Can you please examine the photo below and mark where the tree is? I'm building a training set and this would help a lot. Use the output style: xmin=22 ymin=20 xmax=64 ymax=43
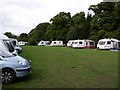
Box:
xmin=44 ymin=12 xmax=71 ymax=41
xmin=28 ymin=22 xmax=50 ymax=45
xmin=66 ymin=12 xmax=91 ymax=40
xmin=17 ymin=33 xmax=28 ymax=42
xmin=4 ymin=32 xmax=17 ymax=38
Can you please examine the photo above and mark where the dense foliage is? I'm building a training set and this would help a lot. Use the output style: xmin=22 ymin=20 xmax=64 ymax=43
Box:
xmin=4 ymin=2 xmax=120 ymax=45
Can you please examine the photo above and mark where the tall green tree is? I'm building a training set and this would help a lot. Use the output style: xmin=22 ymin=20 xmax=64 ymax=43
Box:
xmin=28 ymin=22 xmax=50 ymax=45
xmin=66 ymin=12 xmax=91 ymax=40
xmin=17 ymin=33 xmax=28 ymax=42
xmin=44 ymin=12 xmax=71 ymax=42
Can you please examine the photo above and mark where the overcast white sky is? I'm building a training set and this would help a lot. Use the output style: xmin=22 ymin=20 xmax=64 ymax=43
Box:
xmin=0 ymin=0 xmax=103 ymax=35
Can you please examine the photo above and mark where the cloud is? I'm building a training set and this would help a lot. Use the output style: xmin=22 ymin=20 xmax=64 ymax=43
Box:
xmin=0 ymin=0 xmax=103 ymax=35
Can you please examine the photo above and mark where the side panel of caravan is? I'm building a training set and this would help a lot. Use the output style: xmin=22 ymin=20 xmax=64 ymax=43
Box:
xmin=72 ymin=40 xmax=85 ymax=48
xmin=97 ymin=39 xmax=111 ymax=50
xmin=50 ymin=41 xmax=63 ymax=46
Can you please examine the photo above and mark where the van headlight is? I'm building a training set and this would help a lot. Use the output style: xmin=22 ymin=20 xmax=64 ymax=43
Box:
xmin=18 ymin=61 xmax=26 ymax=65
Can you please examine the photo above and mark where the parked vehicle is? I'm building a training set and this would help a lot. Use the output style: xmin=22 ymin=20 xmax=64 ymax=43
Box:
xmin=10 ymin=38 xmax=22 ymax=53
xmin=38 ymin=40 xmax=50 ymax=46
xmin=0 ymin=34 xmax=18 ymax=55
xmin=0 ymin=38 xmax=31 ymax=84
xmin=67 ymin=40 xmax=74 ymax=47
xmin=97 ymin=38 xmax=120 ymax=50
xmin=50 ymin=41 xmax=63 ymax=46
xmin=72 ymin=39 xmax=95 ymax=48
xmin=18 ymin=41 xmax=28 ymax=46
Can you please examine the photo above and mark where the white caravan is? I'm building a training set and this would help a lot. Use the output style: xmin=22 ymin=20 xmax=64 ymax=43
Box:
xmin=72 ymin=39 xmax=95 ymax=48
xmin=67 ymin=40 xmax=74 ymax=47
xmin=97 ymin=38 xmax=120 ymax=50
xmin=38 ymin=40 xmax=50 ymax=46
xmin=50 ymin=41 xmax=63 ymax=46
xmin=18 ymin=41 xmax=28 ymax=46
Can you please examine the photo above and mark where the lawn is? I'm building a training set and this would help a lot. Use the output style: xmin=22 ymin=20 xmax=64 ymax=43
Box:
xmin=3 ymin=46 xmax=118 ymax=88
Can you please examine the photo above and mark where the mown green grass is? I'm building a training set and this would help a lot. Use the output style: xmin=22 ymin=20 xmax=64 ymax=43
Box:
xmin=3 ymin=46 xmax=118 ymax=88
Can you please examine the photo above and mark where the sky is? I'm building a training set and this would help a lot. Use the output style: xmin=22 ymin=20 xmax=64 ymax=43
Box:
xmin=0 ymin=0 xmax=103 ymax=35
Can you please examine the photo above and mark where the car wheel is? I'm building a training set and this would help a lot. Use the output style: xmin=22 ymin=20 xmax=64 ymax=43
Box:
xmin=2 ymin=69 xmax=16 ymax=84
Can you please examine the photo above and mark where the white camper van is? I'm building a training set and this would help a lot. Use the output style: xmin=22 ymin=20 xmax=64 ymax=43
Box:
xmin=0 ymin=34 xmax=18 ymax=55
xmin=72 ymin=39 xmax=95 ymax=48
xmin=0 ymin=38 xmax=31 ymax=84
xmin=50 ymin=41 xmax=63 ymax=46
xmin=67 ymin=40 xmax=74 ymax=47
xmin=38 ymin=41 xmax=50 ymax=46
xmin=97 ymin=38 xmax=120 ymax=50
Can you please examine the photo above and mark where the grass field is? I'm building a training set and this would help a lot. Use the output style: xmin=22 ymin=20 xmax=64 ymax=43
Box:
xmin=3 ymin=46 xmax=118 ymax=88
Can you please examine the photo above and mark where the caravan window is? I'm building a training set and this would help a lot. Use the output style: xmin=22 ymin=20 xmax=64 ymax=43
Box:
xmin=107 ymin=41 xmax=111 ymax=44
xmin=79 ymin=42 xmax=83 ymax=44
xmin=90 ymin=42 xmax=94 ymax=46
xmin=99 ymin=41 xmax=106 ymax=45
xmin=73 ymin=42 xmax=78 ymax=44
xmin=54 ymin=42 xmax=56 ymax=44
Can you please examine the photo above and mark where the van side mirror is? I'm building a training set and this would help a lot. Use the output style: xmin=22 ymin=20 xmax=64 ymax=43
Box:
xmin=0 ymin=56 xmax=3 ymax=60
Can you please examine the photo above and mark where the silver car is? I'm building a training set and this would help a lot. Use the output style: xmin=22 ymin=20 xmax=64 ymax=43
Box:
xmin=0 ymin=50 xmax=31 ymax=84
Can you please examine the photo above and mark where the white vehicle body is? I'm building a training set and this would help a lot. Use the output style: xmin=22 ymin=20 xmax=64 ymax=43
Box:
xmin=0 ymin=39 xmax=31 ymax=84
xmin=50 ymin=41 xmax=63 ymax=46
xmin=38 ymin=41 xmax=50 ymax=46
xmin=0 ymin=39 xmax=9 ymax=52
xmin=18 ymin=41 xmax=28 ymax=46
xmin=67 ymin=40 xmax=74 ymax=47
xmin=0 ymin=34 xmax=18 ymax=55
xmin=97 ymin=38 xmax=120 ymax=50
xmin=72 ymin=39 xmax=95 ymax=48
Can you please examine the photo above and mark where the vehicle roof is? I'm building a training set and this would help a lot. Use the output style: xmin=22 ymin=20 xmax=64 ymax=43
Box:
xmin=99 ymin=38 xmax=120 ymax=42
xmin=0 ymin=34 xmax=9 ymax=39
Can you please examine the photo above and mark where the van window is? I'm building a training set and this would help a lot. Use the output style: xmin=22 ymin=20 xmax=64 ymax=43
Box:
xmin=107 ymin=41 xmax=111 ymax=44
xmin=12 ymin=41 xmax=16 ymax=46
xmin=54 ymin=42 xmax=56 ymax=44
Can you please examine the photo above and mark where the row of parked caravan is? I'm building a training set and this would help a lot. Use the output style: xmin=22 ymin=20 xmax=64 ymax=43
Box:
xmin=38 ymin=38 xmax=120 ymax=50
xmin=0 ymin=34 xmax=31 ymax=84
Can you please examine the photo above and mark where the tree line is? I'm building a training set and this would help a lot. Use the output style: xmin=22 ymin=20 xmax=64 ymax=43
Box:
xmin=4 ymin=2 xmax=120 ymax=45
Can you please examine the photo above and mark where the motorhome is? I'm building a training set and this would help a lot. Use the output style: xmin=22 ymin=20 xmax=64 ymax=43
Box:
xmin=72 ymin=39 xmax=95 ymax=48
xmin=67 ymin=40 xmax=74 ymax=47
xmin=50 ymin=41 xmax=63 ymax=46
xmin=38 ymin=40 xmax=50 ymax=46
xmin=97 ymin=38 xmax=120 ymax=50
xmin=0 ymin=38 xmax=31 ymax=84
